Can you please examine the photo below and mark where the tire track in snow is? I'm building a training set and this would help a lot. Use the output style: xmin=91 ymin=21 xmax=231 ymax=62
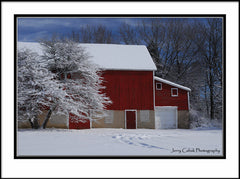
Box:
xmin=112 ymin=134 xmax=168 ymax=150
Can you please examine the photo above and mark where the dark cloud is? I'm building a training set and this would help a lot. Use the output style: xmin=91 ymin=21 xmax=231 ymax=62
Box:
xmin=17 ymin=17 xmax=210 ymax=42
xmin=17 ymin=17 xmax=144 ymax=42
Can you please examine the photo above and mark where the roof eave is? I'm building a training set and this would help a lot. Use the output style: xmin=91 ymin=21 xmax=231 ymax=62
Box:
xmin=99 ymin=68 xmax=157 ymax=71
xmin=154 ymin=76 xmax=191 ymax=91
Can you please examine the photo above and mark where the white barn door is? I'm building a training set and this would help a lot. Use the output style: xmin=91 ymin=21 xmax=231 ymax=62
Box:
xmin=155 ymin=106 xmax=177 ymax=129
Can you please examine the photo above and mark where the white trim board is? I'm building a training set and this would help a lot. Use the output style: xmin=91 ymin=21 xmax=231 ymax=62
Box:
xmin=171 ymin=88 xmax=178 ymax=97
xmin=187 ymin=91 xmax=190 ymax=110
xmin=156 ymin=82 xmax=162 ymax=90
xmin=154 ymin=76 xmax=191 ymax=91
xmin=153 ymin=71 xmax=156 ymax=108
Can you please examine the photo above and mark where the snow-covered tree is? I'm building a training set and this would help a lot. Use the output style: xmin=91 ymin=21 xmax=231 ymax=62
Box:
xmin=18 ymin=39 xmax=111 ymax=129
xmin=39 ymin=39 xmax=111 ymax=128
xmin=17 ymin=49 xmax=65 ymax=128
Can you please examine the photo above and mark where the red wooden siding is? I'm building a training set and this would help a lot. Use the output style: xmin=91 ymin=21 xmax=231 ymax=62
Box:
xmin=69 ymin=113 xmax=90 ymax=129
xmin=101 ymin=70 xmax=154 ymax=110
xmin=154 ymin=81 xmax=189 ymax=110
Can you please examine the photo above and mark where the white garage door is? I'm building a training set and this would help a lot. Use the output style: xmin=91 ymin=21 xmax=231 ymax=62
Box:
xmin=155 ymin=106 xmax=177 ymax=129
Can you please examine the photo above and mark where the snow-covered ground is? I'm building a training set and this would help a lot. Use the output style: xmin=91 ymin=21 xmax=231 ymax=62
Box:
xmin=17 ymin=128 xmax=222 ymax=156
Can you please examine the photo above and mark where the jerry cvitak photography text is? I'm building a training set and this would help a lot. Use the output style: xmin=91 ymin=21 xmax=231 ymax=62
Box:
xmin=171 ymin=148 xmax=221 ymax=154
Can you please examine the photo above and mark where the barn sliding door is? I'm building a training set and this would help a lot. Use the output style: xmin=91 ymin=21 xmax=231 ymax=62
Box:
xmin=125 ymin=110 xmax=137 ymax=129
xmin=155 ymin=106 xmax=177 ymax=129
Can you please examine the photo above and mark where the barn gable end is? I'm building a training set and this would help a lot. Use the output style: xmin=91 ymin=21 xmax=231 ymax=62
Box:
xmin=154 ymin=76 xmax=191 ymax=129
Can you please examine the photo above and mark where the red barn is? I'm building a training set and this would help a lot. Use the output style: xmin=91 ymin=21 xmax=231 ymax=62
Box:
xmin=79 ymin=44 xmax=156 ymax=129
xmin=18 ymin=42 xmax=191 ymax=129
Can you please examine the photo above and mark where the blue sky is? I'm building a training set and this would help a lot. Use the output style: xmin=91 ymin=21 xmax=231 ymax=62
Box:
xmin=17 ymin=17 xmax=210 ymax=42
xmin=18 ymin=18 xmax=145 ymax=42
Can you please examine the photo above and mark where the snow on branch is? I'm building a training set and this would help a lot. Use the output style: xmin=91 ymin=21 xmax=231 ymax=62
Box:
xmin=17 ymin=40 xmax=112 ymax=129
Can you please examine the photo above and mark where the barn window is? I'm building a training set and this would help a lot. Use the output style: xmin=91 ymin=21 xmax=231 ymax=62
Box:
xmin=171 ymin=88 xmax=178 ymax=97
xmin=60 ymin=73 xmax=72 ymax=80
xmin=67 ymin=73 xmax=71 ymax=79
xmin=156 ymin=83 xmax=162 ymax=90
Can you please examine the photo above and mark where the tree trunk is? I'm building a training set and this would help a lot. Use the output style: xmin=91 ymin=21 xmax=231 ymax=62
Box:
xmin=28 ymin=119 xmax=34 ymax=128
xmin=42 ymin=105 xmax=57 ymax=129
xmin=204 ymin=84 xmax=209 ymax=118
xmin=29 ymin=117 xmax=40 ymax=129
xmin=209 ymin=74 xmax=215 ymax=120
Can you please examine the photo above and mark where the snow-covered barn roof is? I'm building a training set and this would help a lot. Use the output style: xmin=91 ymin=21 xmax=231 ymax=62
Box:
xmin=18 ymin=42 xmax=157 ymax=71
xmin=154 ymin=76 xmax=191 ymax=91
